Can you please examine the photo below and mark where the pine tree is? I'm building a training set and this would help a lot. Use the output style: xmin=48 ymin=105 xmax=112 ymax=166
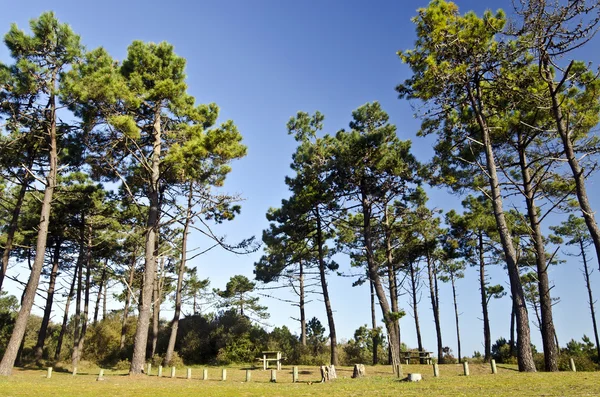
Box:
xmin=397 ymin=0 xmax=536 ymax=371
xmin=0 ymin=13 xmax=82 ymax=375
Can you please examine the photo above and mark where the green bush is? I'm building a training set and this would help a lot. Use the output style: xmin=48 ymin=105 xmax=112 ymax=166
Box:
xmin=558 ymin=354 xmax=599 ymax=371
xmin=491 ymin=337 xmax=517 ymax=364
xmin=114 ymin=359 xmax=130 ymax=370
xmin=166 ymin=351 xmax=184 ymax=367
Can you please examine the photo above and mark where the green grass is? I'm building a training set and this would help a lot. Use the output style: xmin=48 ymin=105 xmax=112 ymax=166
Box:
xmin=0 ymin=363 xmax=599 ymax=396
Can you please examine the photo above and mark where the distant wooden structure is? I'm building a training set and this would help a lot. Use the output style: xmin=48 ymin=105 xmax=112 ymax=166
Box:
xmin=258 ymin=351 xmax=282 ymax=370
xmin=402 ymin=351 xmax=433 ymax=364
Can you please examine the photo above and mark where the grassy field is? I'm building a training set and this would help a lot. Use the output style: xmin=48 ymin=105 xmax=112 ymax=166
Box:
xmin=0 ymin=363 xmax=599 ymax=397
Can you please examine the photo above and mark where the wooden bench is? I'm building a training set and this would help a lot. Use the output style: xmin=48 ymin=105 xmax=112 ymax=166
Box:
xmin=257 ymin=351 xmax=282 ymax=370
xmin=402 ymin=351 xmax=433 ymax=364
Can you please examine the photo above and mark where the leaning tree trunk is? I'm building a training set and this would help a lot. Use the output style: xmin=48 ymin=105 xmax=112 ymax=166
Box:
xmin=425 ymin=250 xmax=443 ymax=364
xmin=315 ymin=206 xmax=338 ymax=366
xmin=541 ymin=59 xmax=600 ymax=273
xmin=164 ymin=183 xmax=193 ymax=365
xmin=478 ymin=232 xmax=491 ymax=362
xmin=55 ymin=264 xmax=79 ymax=361
xmin=34 ymin=240 xmax=62 ymax=361
xmin=121 ymin=251 xmax=137 ymax=350
xmin=517 ymin=131 xmax=558 ymax=371
xmin=360 ymin=187 xmax=401 ymax=368
xmin=0 ymin=91 xmax=58 ymax=376
xmin=467 ymin=83 xmax=536 ymax=372
xmin=130 ymin=107 xmax=161 ymax=375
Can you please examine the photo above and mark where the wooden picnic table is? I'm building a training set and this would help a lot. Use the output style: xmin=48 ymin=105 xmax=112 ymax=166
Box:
xmin=402 ymin=351 xmax=434 ymax=364
xmin=257 ymin=351 xmax=282 ymax=370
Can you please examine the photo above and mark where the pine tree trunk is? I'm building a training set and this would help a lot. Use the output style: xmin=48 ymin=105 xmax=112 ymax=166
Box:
xmin=120 ymin=253 xmax=136 ymax=350
xmin=510 ymin=300 xmax=516 ymax=357
xmin=72 ymin=224 xmax=92 ymax=368
xmin=164 ymin=183 xmax=193 ymax=366
xmin=479 ymin=232 xmax=491 ymax=362
xmin=580 ymin=240 xmax=600 ymax=361
xmin=0 ymin=90 xmax=59 ymax=376
xmin=360 ymin=186 xmax=400 ymax=367
xmin=71 ymin=218 xmax=86 ymax=368
xmin=299 ymin=260 xmax=307 ymax=346
xmin=451 ymin=275 xmax=461 ymax=363
xmin=409 ymin=261 xmax=423 ymax=352
xmin=384 ymin=208 xmax=401 ymax=356
xmin=130 ymin=107 xmax=161 ymax=375
xmin=0 ymin=154 xmax=34 ymax=292
xmin=315 ymin=206 xmax=338 ymax=366
xmin=541 ymin=60 xmax=600 ymax=273
xmin=55 ymin=264 xmax=79 ymax=361
xmin=151 ymin=255 xmax=164 ymax=358
xmin=103 ymin=277 xmax=107 ymax=320
xmin=34 ymin=241 xmax=62 ymax=361
xmin=370 ymin=279 xmax=378 ymax=365
xmin=93 ymin=264 xmax=107 ymax=325
xmin=466 ymin=83 xmax=536 ymax=372
xmin=517 ymin=131 xmax=558 ymax=371
xmin=426 ymin=250 xmax=443 ymax=363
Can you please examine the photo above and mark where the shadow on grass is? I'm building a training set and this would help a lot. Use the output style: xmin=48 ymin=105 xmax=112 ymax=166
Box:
xmin=497 ymin=364 xmax=519 ymax=372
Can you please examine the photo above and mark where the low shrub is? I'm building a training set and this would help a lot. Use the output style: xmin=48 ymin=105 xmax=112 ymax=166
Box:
xmin=114 ymin=359 xmax=130 ymax=371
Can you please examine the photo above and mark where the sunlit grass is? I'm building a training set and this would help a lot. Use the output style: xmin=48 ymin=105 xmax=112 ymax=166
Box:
xmin=0 ymin=363 xmax=599 ymax=396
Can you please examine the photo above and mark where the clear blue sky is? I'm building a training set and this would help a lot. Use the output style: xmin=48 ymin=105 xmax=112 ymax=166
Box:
xmin=1 ymin=0 xmax=598 ymax=359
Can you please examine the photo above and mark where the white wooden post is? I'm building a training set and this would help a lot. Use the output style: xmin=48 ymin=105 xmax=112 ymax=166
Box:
xmin=463 ymin=361 xmax=470 ymax=376
xmin=270 ymin=369 xmax=277 ymax=382
xmin=158 ymin=365 xmax=163 ymax=377
xmin=222 ymin=368 xmax=227 ymax=381
xmin=46 ymin=367 xmax=52 ymax=379
xmin=491 ymin=359 xmax=497 ymax=374
xmin=147 ymin=363 xmax=152 ymax=375
xmin=203 ymin=368 xmax=208 ymax=380
xmin=186 ymin=368 xmax=191 ymax=379
xmin=293 ymin=366 xmax=298 ymax=382
xmin=246 ymin=369 xmax=251 ymax=382
xmin=433 ymin=363 xmax=439 ymax=377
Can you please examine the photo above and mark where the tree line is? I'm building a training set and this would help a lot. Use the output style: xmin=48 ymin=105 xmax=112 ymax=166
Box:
xmin=255 ymin=0 xmax=600 ymax=373
xmin=1 ymin=0 xmax=600 ymax=376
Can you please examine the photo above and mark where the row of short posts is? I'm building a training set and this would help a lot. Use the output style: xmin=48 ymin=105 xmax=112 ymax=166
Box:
xmin=51 ymin=359 xmax=580 ymax=381
xmin=87 ymin=365 xmax=301 ymax=382
xmin=392 ymin=357 xmax=578 ymax=379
